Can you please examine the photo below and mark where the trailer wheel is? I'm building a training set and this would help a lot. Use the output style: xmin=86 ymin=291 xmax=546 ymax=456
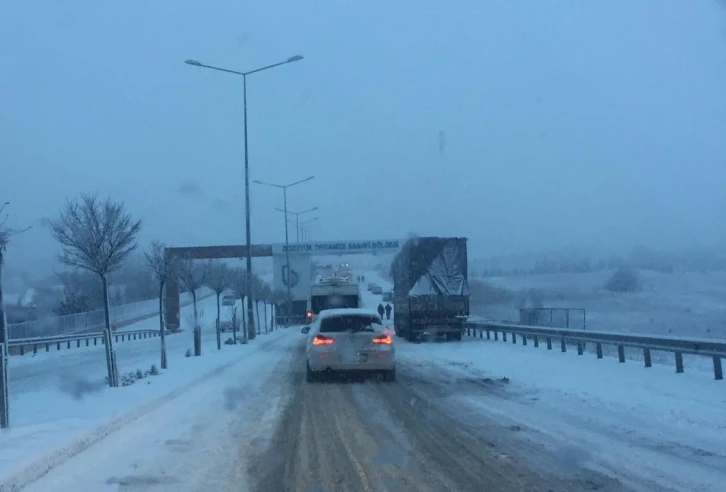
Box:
xmin=447 ymin=331 xmax=463 ymax=342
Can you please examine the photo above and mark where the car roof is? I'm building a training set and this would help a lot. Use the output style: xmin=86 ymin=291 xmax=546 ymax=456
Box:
xmin=318 ymin=308 xmax=381 ymax=319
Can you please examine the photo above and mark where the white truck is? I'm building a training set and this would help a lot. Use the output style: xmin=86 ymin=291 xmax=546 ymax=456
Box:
xmin=307 ymin=277 xmax=361 ymax=324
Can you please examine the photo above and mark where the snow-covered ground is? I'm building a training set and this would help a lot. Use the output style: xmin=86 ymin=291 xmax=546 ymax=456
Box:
xmin=3 ymin=267 xmax=723 ymax=491
xmin=0 ymin=329 xmax=295 ymax=491
xmin=0 ymin=294 xmax=275 ymax=487
xmin=395 ymin=336 xmax=726 ymax=491
xmin=472 ymin=269 xmax=726 ymax=339
xmin=365 ymin=268 xmax=726 ymax=489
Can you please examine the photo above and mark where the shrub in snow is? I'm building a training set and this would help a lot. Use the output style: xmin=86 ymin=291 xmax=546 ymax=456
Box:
xmin=121 ymin=372 xmax=139 ymax=386
xmin=116 ymin=366 xmax=161 ymax=387
xmin=185 ymin=349 xmax=192 ymax=357
xmin=605 ymin=266 xmax=639 ymax=293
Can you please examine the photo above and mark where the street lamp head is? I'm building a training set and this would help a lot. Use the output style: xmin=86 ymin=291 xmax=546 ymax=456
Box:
xmin=287 ymin=55 xmax=304 ymax=63
xmin=185 ymin=59 xmax=203 ymax=67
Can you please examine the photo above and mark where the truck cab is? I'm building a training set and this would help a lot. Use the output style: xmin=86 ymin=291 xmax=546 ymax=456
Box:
xmin=309 ymin=277 xmax=361 ymax=323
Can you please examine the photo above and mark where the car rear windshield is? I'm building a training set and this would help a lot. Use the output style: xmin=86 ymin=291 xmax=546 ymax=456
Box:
xmin=319 ymin=315 xmax=382 ymax=333
xmin=311 ymin=294 xmax=359 ymax=314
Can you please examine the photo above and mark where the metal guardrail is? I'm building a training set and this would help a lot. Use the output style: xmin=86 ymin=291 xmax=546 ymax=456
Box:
xmin=465 ymin=321 xmax=726 ymax=381
xmin=7 ymin=329 xmax=168 ymax=356
xmin=7 ymin=288 xmax=213 ymax=340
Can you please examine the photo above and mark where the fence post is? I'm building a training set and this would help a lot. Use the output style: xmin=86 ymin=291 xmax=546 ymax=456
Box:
xmin=0 ymin=308 xmax=9 ymax=428
xmin=675 ymin=352 xmax=684 ymax=373
xmin=643 ymin=348 xmax=652 ymax=367
xmin=713 ymin=357 xmax=723 ymax=381
xmin=0 ymin=341 xmax=8 ymax=429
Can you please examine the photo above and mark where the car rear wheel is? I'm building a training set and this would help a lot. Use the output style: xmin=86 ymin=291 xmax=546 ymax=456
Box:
xmin=382 ymin=367 xmax=396 ymax=382
xmin=306 ymin=361 xmax=318 ymax=382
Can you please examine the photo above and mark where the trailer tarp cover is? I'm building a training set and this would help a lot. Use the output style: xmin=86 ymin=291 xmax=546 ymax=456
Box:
xmin=390 ymin=236 xmax=469 ymax=297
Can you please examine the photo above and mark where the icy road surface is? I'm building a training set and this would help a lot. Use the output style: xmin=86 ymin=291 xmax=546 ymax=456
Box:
xmin=7 ymin=339 xmax=725 ymax=491
xmin=4 ymin=272 xmax=723 ymax=491
xmin=14 ymin=333 xmax=624 ymax=492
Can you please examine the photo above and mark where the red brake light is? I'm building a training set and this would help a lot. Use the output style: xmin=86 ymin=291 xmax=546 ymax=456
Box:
xmin=372 ymin=334 xmax=392 ymax=344
xmin=312 ymin=334 xmax=334 ymax=346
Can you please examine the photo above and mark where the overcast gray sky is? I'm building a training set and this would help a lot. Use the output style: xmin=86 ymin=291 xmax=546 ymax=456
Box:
xmin=2 ymin=0 xmax=726 ymax=279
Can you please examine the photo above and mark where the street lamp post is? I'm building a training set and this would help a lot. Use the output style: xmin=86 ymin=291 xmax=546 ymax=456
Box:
xmin=276 ymin=206 xmax=318 ymax=242
xmin=184 ymin=55 xmax=303 ymax=340
xmin=254 ymin=176 xmax=315 ymax=326
xmin=295 ymin=216 xmax=319 ymax=241
xmin=285 ymin=216 xmax=318 ymax=241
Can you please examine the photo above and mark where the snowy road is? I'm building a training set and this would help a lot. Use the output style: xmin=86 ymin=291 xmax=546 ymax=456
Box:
xmin=8 ymin=331 xmax=725 ymax=491
xmin=10 ymin=333 xmax=632 ymax=492
xmin=251 ymin=342 xmax=624 ymax=492
xmin=4 ymin=271 xmax=724 ymax=491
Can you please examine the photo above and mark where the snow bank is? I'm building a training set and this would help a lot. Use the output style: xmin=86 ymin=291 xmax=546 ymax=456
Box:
xmin=0 ymin=297 xmax=286 ymax=489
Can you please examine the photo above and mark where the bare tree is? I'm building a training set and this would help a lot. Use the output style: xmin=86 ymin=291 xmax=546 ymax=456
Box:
xmin=144 ymin=241 xmax=179 ymax=369
xmin=179 ymin=259 xmax=208 ymax=356
xmin=206 ymin=260 xmax=232 ymax=350
xmin=0 ymin=202 xmax=31 ymax=428
xmin=54 ymin=270 xmax=104 ymax=315
xmin=49 ymin=193 xmax=141 ymax=388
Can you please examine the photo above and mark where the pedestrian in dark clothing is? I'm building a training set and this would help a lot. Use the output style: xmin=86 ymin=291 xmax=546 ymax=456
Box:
xmin=377 ymin=303 xmax=385 ymax=319
xmin=384 ymin=303 xmax=392 ymax=320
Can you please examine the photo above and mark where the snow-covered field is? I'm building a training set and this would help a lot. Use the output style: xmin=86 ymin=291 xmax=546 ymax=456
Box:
xmin=472 ymin=269 xmax=726 ymax=339
xmin=0 ymin=294 xmax=275 ymax=487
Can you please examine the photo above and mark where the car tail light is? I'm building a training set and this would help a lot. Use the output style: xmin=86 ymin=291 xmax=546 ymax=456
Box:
xmin=372 ymin=334 xmax=392 ymax=344
xmin=312 ymin=334 xmax=334 ymax=346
